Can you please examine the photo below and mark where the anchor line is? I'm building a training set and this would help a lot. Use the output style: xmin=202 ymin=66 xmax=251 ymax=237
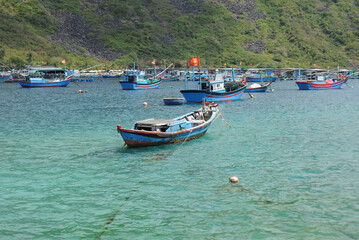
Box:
xmin=215 ymin=106 xmax=231 ymax=128
xmin=95 ymin=130 xmax=193 ymax=239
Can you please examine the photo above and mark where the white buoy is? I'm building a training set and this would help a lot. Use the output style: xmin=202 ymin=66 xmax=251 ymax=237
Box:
xmin=229 ymin=176 xmax=239 ymax=183
xmin=143 ymin=102 xmax=148 ymax=106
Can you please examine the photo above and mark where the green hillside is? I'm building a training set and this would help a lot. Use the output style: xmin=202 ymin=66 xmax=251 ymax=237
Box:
xmin=0 ymin=0 xmax=358 ymax=69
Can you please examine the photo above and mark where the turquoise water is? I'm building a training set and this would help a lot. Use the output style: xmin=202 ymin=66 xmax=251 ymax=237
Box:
xmin=1 ymin=80 xmax=358 ymax=239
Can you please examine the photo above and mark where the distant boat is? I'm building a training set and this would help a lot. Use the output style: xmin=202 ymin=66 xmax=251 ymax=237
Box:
xmin=162 ymin=75 xmax=180 ymax=81
xmin=103 ymin=74 xmax=122 ymax=78
xmin=117 ymin=102 xmax=218 ymax=147
xmin=17 ymin=67 xmax=73 ymax=88
xmin=246 ymin=75 xmax=278 ymax=82
xmin=245 ymin=81 xmax=272 ymax=92
xmin=296 ymin=79 xmax=346 ymax=90
xmin=119 ymin=62 xmax=161 ymax=90
xmin=119 ymin=73 xmax=161 ymax=90
xmin=180 ymin=74 xmax=247 ymax=102
xmin=163 ymin=97 xmax=185 ymax=105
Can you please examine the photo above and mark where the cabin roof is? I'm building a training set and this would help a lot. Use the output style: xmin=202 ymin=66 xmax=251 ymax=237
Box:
xmin=29 ymin=66 xmax=65 ymax=71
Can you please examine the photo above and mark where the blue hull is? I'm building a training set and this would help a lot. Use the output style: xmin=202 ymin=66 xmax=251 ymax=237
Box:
xmin=245 ymin=86 xmax=268 ymax=92
xmin=0 ymin=76 xmax=11 ymax=80
xmin=119 ymin=80 xmax=161 ymax=90
xmin=119 ymin=124 xmax=212 ymax=147
xmin=246 ymin=76 xmax=277 ymax=82
xmin=18 ymin=79 xmax=71 ymax=88
xmin=181 ymin=86 xmax=246 ymax=103
xmin=296 ymin=80 xmax=345 ymax=90
xmin=103 ymin=75 xmax=122 ymax=78
xmin=162 ymin=76 xmax=180 ymax=81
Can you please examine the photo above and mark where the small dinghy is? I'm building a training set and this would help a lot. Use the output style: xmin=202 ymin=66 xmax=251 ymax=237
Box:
xmin=117 ymin=102 xmax=218 ymax=147
xmin=163 ymin=98 xmax=185 ymax=105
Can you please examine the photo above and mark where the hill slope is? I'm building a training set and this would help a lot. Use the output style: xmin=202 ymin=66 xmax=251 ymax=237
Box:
xmin=0 ymin=0 xmax=358 ymax=69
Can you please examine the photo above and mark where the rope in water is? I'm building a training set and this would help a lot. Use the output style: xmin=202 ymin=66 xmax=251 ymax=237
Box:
xmin=95 ymin=130 xmax=193 ymax=239
xmin=215 ymin=106 xmax=232 ymax=128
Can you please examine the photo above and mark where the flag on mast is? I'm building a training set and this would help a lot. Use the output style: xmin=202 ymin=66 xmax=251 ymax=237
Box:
xmin=189 ymin=56 xmax=200 ymax=66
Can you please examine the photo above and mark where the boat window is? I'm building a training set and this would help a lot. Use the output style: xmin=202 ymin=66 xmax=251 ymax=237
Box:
xmin=201 ymin=82 xmax=208 ymax=90
xmin=128 ymin=76 xmax=136 ymax=82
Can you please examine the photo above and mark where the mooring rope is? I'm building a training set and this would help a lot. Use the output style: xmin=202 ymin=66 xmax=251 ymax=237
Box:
xmin=95 ymin=130 xmax=193 ymax=239
xmin=215 ymin=106 xmax=232 ymax=128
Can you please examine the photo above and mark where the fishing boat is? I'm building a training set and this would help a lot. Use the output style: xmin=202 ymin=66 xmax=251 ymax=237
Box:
xmin=17 ymin=67 xmax=73 ymax=88
xmin=119 ymin=62 xmax=161 ymax=90
xmin=163 ymin=97 xmax=185 ymax=105
xmin=246 ymin=75 xmax=277 ymax=82
xmin=162 ymin=75 xmax=180 ymax=81
xmin=117 ymin=102 xmax=218 ymax=147
xmin=296 ymin=79 xmax=346 ymax=90
xmin=245 ymin=81 xmax=272 ymax=92
xmin=103 ymin=74 xmax=122 ymax=78
xmin=180 ymin=74 xmax=247 ymax=103
xmin=244 ymin=68 xmax=278 ymax=82
xmin=296 ymin=70 xmax=346 ymax=90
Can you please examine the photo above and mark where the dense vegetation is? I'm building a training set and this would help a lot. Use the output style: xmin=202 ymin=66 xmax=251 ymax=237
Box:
xmin=0 ymin=0 xmax=358 ymax=70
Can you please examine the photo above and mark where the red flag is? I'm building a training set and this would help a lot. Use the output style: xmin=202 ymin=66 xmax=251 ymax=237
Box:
xmin=61 ymin=59 xmax=66 ymax=64
xmin=189 ymin=56 xmax=200 ymax=66
xmin=151 ymin=59 xmax=156 ymax=65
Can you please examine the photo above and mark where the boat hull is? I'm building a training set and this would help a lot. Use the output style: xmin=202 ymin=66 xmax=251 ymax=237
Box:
xmin=245 ymin=86 xmax=268 ymax=92
xmin=119 ymin=80 xmax=161 ymax=90
xmin=18 ymin=78 xmax=71 ymax=88
xmin=163 ymin=98 xmax=185 ymax=105
xmin=103 ymin=75 xmax=122 ymax=78
xmin=296 ymin=80 xmax=345 ymax=90
xmin=162 ymin=76 xmax=180 ymax=81
xmin=180 ymin=85 xmax=246 ymax=103
xmin=246 ymin=76 xmax=277 ymax=82
xmin=245 ymin=81 xmax=272 ymax=92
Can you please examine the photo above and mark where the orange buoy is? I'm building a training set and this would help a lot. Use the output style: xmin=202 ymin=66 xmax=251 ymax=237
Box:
xmin=143 ymin=102 xmax=148 ymax=106
xmin=78 ymin=90 xmax=83 ymax=93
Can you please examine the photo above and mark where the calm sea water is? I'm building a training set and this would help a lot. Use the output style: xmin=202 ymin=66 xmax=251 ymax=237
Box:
xmin=0 ymin=79 xmax=358 ymax=239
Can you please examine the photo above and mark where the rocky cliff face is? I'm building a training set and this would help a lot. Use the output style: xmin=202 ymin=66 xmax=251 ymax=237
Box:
xmin=50 ymin=10 xmax=123 ymax=61
xmin=49 ymin=0 xmax=267 ymax=60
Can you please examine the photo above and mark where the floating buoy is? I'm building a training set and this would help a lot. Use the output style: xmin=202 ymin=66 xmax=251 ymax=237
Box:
xmin=78 ymin=90 xmax=83 ymax=93
xmin=143 ymin=102 xmax=148 ymax=107
xmin=229 ymin=176 xmax=239 ymax=183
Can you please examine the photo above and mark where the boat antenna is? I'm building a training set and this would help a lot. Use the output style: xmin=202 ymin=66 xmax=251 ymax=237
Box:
xmin=155 ymin=63 xmax=173 ymax=78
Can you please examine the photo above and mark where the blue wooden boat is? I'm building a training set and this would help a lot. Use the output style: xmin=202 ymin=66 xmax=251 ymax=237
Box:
xmin=17 ymin=67 xmax=73 ymax=88
xmin=245 ymin=81 xmax=272 ymax=92
xmin=119 ymin=62 xmax=161 ymax=90
xmin=119 ymin=77 xmax=161 ymax=90
xmin=0 ymin=75 xmax=12 ymax=81
xmin=163 ymin=98 xmax=185 ymax=105
xmin=296 ymin=79 xmax=345 ymax=90
xmin=103 ymin=74 xmax=122 ymax=78
xmin=117 ymin=102 xmax=218 ymax=147
xmin=246 ymin=75 xmax=278 ymax=82
xmin=162 ymin=75 xmax=180 ymax=81
xmin=180 ymin=74 xmax=246 ymax=103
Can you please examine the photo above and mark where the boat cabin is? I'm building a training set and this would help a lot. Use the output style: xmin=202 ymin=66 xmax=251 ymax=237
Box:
xmin=123 ymin=70 xmax=148 ymax=83
xmin=199 ymin=74 xmax=225 ymax=93
xmin=26 ymin=67 xmax=66 ymax=83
